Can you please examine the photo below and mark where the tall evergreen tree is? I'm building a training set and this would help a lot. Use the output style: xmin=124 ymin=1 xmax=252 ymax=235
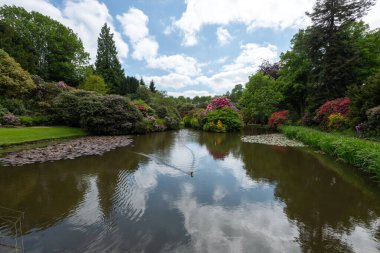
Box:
xmin=139 ymin=77 xmax=146 ymax=87
xmin=95 ymin=23 xmax=125 ymax=93
xmin=149 ymin=80 xmax=157 ymax=93
xmin=305 ymin=0 xmax=375 ymax=100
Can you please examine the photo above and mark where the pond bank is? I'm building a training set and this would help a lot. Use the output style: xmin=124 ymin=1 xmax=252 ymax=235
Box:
xmin=0 ymin=136 xmax=132 ymax=166
xmin=281 ymin=126 xmax=380 ymax=181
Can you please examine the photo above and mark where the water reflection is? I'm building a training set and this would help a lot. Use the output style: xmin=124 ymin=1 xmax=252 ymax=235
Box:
xmin=0 ymin=130 xmax=379 ymax=253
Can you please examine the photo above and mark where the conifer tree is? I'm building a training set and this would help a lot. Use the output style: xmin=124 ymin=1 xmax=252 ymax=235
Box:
xmin=95 ymin=23 xmax=125 ymax=93
xmin=305 ymin=0 xmax=375 ymax=100
xmin=149 ymin=80 xmax=157 ymax=93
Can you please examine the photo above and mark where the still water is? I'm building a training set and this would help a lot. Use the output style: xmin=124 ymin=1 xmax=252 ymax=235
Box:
xmin=0 ymin=129 xmax=379 ymax=253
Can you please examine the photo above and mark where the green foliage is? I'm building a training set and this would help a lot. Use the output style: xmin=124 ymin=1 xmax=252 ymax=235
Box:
xmin=365 ymin=106 xmax=380 ymax=137
xmin=305 ymin=0 xmax=376 ymax=100
xmin=0 ymin=5 xmax=89 ymax=85
xmin=203 ymin=108 xmax=243 ymax=132
xmin=281 ymin=126 xmax=380 ymax=180
xmin=0 ymin=98 xmax=27 ymax=115
xmin=0 ymin=104 xmax=9 ymax=117
xmin=239 ymin=72 xmax=283 ymax=124
xmin=135 ymin=85 xmax=151 ymax=102
xmin=348 ymin=71 xmax=380 ymax=127
xmin=95 ymin=23 xmax=124 ymax=92
xmin=79 ymin=74 xmax=108 ymax=95
xmin=53 ymin=90 xmax=98 ymax=126
xmin=118 ymin=76 xmax=139 ymax=95
xmin=0 ymin=49 xmax=35 ymax=98
xmin=19 ymin=115 xmax=50 ymax=126
xmin=228 ymin=84 xmax=244 ymax=104
xmin=79 ymin=95 xmax=143 ymax=135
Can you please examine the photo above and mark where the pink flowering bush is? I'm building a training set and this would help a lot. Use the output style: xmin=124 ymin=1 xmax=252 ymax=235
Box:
xmin=315 ymin=97 xmax=350 ymax=129
xmin=206 ymin=97 xmax=237 ymax=111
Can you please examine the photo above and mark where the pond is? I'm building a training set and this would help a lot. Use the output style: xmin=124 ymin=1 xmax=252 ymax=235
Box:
xmin=0 ymin=129 xmax=379 ymax=253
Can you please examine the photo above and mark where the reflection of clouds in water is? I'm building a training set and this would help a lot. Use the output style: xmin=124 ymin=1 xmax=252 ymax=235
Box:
xmin=218 ymin=154 xmax=270 ymax=190
xmin=175 ymin=183 xmax=301 ymax=253
xmin=213 ymin=185 xmax=228 ymax=202
xmin=67 ymin=176 xmax=102 ymax=228
xmin=342 ymin=219 xmax=380 ymax=253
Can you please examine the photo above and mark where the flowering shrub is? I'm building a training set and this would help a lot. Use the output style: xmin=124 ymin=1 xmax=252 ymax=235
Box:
xmin=327 ymin=113 xmax=346 ymax=131
xmin=2 ymin=114 xmax=20 ymax=126
xmin=135 ymin=104 xmax=146 ymax=111
xmin=57 ymin=81 xmax=71 ymax=90
xmin=203 ymin=120 xmax=227 ymax=132
xmin=268 ymin=110 xmax=289 ymax=129
xmin=206 ymin=97 xmax=237 ymax=111
xmin=315 ymin=97 xmax=350 ymax=129
xmin=355 ymin=122 xmax=368 ymax=137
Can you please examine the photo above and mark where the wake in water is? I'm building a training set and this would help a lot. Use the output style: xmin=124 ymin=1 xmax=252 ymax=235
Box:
xmin=132 ymin=145 xmax=199 ymax=177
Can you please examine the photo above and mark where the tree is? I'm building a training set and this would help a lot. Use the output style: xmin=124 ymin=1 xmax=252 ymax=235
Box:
xmin=229 ymin=84 xmax=244 ymax=104
xmin=149 ymin=80 xmax=157 ymax=93
xmin=259 ymin=61 xmax=280 ymax=79
xmin=118 ymin=76 xmax=139 ymax=95
xmin=79 ymin=74 xmax=108 ymax=95
xmin=0 ymin=49 xmax=35 ymax=98
xmin=0 ymin=5 xmax=89 ymax=85
xmin=139 ymin=77 xmax=146 ymax=87
xmin=305 ymin=0 xmax=376 ymax=99
xmin=278 ymin=30 xmax=312 ymax=115
xmin=95 ymin=23 xmax=124 ymax=93
xmin=239 ymin=72 xmax=283 ymax=124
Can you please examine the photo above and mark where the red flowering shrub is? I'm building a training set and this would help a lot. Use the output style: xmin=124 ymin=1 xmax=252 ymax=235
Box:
xmin=268 ymin=110 xmax=289 ymax=129
xmin=206 ymin=97 xmax=237 ymax=111
xmin=135 ymin=104 xmax=146 ymax=111
xmin=315 ymin=97 xmax=350 ymax=129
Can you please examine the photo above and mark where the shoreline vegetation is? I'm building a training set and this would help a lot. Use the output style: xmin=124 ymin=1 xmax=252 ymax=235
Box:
xmin=281 ymin=126 xmax=380 ymax=181
xmin=0 ymin=127 xmax=87 ymax=146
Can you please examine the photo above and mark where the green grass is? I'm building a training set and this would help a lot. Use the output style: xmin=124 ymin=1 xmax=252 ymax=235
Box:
xmin=0 ymin=126 xmax=87 ymax=146
xmin=281 ymin=126 xmax=380 ymax=181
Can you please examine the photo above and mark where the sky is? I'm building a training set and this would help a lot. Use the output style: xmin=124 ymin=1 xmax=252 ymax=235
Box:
xmin=1 ymin=0 xmax=379 ymax=97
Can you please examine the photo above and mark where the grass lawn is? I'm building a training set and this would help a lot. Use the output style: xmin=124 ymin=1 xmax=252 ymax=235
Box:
xmin=281 ymin=126 xmax=380 ymax=181
xmin=0 ymin=126 xmax=87 ymax=146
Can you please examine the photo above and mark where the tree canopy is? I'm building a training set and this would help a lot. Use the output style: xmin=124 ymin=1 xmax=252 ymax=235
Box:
xmin=0 ymin=5 xmax=89 ymax=85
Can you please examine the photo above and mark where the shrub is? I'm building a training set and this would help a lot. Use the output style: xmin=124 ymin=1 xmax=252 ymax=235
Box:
xmin=315 ymin=97 xmax=350 ymax=129
xmin=0 ymin=104 xmax=9 ymax=117
xmin=366 ymin=105 xmax=380 ymax=137
xmin=53 ymin=89 xmax=99 ymax=126
xmin=268 ymin=110 xmax=289 ymax=129
xmin=301 ymin=112 xmax=315 ymax=126
xmin=19 ymin=115 xmax=50 ymax=126
xmin=1 ymin=114 xmax=20 ymax=126
xmin=79 ymin=95 xmax=143 ymax=135
xmin=206 ymin=96 xmax=237 ymax=111
xmin=348 ymin=71 xmax=380 ymax=127
xmin=327 ymin=113 xmax=346 ymax=131
xmin=0 ymin=98 xmax=27 ymax=115
xmin=203 ymin=120 xmax=227 ymax=133
xmin=203 ymin=108 xmax=243 ymax=132
xmin=156 ymin=105 xmax=169 ymax=118
xmin=182 ymin=115 xmax=192 ymax=128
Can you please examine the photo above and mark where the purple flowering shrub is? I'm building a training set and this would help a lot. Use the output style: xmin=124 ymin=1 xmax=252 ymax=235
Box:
xmin=2 ymin=114 xmax=20 ymax=126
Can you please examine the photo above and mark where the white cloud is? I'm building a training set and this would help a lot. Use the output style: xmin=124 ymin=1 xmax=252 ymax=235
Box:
xmin=364 ymin=0 xmax=380 ymax=29
xmin=117 ymin=7 xmax=158 ymax=61
xmin=144 ymin=73 xmax=195 ymax=89
xmin=131 ymin=37 xmax=159 ymax=60
xmin=0 ymin=0 xmax=129 ymax=62
xmin=173 ymin=0 xmax=314 ymax=46
xmin=196 ymin=43 xmax=278 ymax=92
xmin=168 ymin=90 xmax=215 ymax=98
xmin=148 ymin=54 xmax=201 ymax=76
xmin=216 ymin=27 xmax=232 ymax=45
